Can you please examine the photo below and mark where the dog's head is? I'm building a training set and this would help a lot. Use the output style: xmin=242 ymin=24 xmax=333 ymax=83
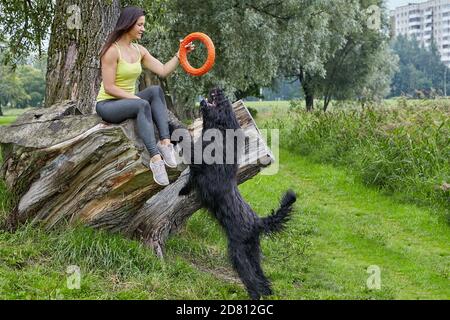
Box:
xmin=200 ymin=87 xmax=239 ymax=129
xmin=200 ymin=87 xmax=228 ymax=113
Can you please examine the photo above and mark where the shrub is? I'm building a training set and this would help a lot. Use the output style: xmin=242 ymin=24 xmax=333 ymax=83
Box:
xmin=261 ymin=101 xmax=450 ymax=210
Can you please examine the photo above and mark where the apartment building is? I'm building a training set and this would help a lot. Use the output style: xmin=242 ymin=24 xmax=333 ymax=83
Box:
xmin=390 ymin=0 xmax=450 ymax=66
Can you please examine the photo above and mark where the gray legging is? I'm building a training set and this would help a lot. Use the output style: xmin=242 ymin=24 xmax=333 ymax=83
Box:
xmin=95 ymin=85 xmax=170 ymax=157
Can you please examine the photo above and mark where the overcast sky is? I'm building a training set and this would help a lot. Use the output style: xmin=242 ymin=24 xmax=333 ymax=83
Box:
xmin=387 ymin=0 xmax=428 ymax=10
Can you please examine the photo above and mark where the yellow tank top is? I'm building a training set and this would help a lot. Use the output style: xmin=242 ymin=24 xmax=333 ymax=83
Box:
xmin=96 ymin=42 xmax=143 ymax=102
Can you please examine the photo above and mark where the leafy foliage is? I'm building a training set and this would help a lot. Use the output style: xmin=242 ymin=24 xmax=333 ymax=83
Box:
xmin=0 ymin=65 xmax=30 ymax=108
xmin=0 ymin=0 xmax=398 ymax=110
xmin=262 ymin=100 xmax=450 ymax=209
xmin=0 ymin=52 xmax=46 ymax=109
xmin=390 ymin=35 xmax=450 ymax=98
xmin=130 ymin=0 xmax=395 ymax=109
xmin=0 ymin=0 xmax=54 ymax=67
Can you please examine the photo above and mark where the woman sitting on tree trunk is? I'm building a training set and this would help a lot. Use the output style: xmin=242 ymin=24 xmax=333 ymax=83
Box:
xmin=96 ymin=6 xmax=195 ymax=186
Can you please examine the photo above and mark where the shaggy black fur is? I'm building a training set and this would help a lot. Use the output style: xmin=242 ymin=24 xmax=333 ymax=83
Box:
xmin=179 ymin=87 xmax=297 ymax=300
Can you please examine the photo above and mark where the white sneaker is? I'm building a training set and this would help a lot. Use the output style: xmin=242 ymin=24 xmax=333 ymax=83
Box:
xmin=149 ymin=160 xmax=170 ymax=186
xmin=157 ymin=142 xmax=178 ymax=169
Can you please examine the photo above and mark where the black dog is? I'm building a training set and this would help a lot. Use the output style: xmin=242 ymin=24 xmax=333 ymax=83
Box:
xmin=179 ymin=88 xmax=296 ymax=300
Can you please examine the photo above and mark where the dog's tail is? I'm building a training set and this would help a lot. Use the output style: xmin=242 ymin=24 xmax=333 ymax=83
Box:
xmin=258 ymin=189 xmax=296 ymax=236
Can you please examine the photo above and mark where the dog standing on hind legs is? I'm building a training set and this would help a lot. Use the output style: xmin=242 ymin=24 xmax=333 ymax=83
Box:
xmin=179 ymin=87 xmax=297 ymax=300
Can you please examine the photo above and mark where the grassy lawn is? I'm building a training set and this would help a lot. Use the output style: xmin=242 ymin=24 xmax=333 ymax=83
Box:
xmin=245 ymin=101 xmax=291 ymax=123
xmin=0 ymin=147 xmax=448 ymax=299
xmin=0 ymin=103 xmax=448 ymax=299
xmin=2 ymin=108 xmax=34 ymax=116
xmin=0 ymin=117 xmax=16 ymax=126
xmin=245 ymin=100 xmax=292 ymax=110
xmin=0 ymin=108 xmax=34 ymax=126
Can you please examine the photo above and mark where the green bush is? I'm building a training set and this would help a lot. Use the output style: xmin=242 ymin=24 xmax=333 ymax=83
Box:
xmin=247 ymin=107 xmax=258 ymax=119
xmin=261 ymin=102 xmax=450 ymax=210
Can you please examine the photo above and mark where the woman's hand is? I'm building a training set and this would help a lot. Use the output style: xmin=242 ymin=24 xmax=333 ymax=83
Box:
xmin=177 ymin=40 xmax=195 ymax=58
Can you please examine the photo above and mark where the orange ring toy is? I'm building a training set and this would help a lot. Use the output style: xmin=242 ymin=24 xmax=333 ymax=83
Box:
xmin=179 ymin=32 xmax=215 ymax=76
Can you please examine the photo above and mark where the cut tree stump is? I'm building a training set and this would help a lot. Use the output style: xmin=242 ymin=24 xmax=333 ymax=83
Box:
xmin=0 ymin=100 xmax=275 ymax=256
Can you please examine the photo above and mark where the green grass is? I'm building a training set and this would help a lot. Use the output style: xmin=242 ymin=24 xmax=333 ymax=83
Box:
xmin=274 ymin=151 xmax=449 ymax=299
xmin=0 ymin=103 xmax=448 ymax=299
xmin=0 ymin=147 xmax=448 ymax=299
xmin=244 ymin=101 xmax=292 ymax=123
xmin=0 ymin=107 xmax=34 ymax=126
xmin=2 ymin=108 xmax=34 ymax=116
xmin=0 ymin=117 xmax=17 ymax=126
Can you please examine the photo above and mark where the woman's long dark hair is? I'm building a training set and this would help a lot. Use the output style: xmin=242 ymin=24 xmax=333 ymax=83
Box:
xmin=99 ymin=6 xmax=146 ymax=60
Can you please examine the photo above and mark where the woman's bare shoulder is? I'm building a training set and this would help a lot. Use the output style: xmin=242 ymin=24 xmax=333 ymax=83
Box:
xmin=102 ymin=45 xmax=120 ymax=64
xmin=136 ymin=44 xmax=149 ymax=59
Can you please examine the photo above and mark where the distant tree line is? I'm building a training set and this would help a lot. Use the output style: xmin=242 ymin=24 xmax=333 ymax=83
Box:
xmin=0 ymin=52 xmax=46 ymax=115
xmin=254 ymin=35 xmax=450 ymax=103
xmin=390 ymin=35 xmax=450 ymax=98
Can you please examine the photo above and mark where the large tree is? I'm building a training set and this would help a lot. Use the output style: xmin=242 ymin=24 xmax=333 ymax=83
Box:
xmin=274 ymin=0 xmax=362 ymax=111
xmin=314 ymin=0 xmax=398 ymax=111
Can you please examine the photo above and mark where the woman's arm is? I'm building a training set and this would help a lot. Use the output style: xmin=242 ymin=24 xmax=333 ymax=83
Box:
xmin=139 ymin=45 xmax=179 ymax=79
xmin=139 ymin=42 xmax=195 ymax=78
xmin=101 ymin=47 xmax=141 ymax=99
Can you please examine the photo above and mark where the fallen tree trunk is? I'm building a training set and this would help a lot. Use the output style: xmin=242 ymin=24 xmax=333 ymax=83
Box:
xmin=0 ymin=100 xmax=274 ymax=256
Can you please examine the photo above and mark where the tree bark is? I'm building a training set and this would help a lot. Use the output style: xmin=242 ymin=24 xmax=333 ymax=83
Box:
xmin=0 ymin=100 xmax=274 ymax=255
xmin=299 ymin=70 xmax=314 ymax=112
xmin=45 ymin=0 xmax=121 ymax=114
xmin=304 ymin=91 xmax=314 ymax=112
xmin=323 ymin=96 xmax=331 ymax=112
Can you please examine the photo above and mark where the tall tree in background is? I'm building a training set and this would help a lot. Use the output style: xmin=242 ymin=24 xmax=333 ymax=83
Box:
xmin=391 ymin=35 xmax=449 ymax=97
xmin=276 ymin=0 xmax=363 ymax=111
xmin=0 ymin=49 xmax=46 ymax=110
xmin=279 ymin=0 xmax=397 ymax=111
xmin=16 ymin=65 xmax=46 ymax=108
xmin=315 ymin=0 xmax=398 ymax=111
xmin=357 ymin=44 xmax=399 ymax=106
xmin=0 ymin=65 xmax=31 ymax=110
